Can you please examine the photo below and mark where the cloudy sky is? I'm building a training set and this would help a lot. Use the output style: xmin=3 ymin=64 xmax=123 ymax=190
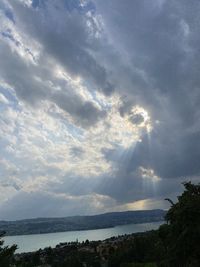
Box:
xmin=0 ymin=0 xmax=200 ymax=220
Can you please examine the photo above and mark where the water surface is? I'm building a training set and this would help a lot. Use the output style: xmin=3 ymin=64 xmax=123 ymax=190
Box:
xmin=4 ymin=221 xmax=163 ymax=253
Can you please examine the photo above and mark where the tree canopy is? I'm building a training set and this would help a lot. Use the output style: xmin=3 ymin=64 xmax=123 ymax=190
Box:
xmin=0 ymin=231 xmax=17 ymax=267
xmin=159 ymin=182 xmax=200 ymax=266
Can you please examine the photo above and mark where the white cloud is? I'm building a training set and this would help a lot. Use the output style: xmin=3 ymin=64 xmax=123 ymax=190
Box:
xmin=0 ymin=92 xmax=8 ymax=104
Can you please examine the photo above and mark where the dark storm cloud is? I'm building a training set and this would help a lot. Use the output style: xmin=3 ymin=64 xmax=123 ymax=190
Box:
xmin=96 ymin=127 xmax=200 ymax=204
xmin=97 ymin=2 xmax=200 ymax=156
xmin=129 ymin=113 xmax=144 ymax=125
xmin=88 ymin=0 xmax=200 ymax=204
xmin=53 ymin=92 xmax=106 ymax=127
xmin=0 ymin=0 xmax=113 ymax=127
xmin=129 ymin=130 xmax=200 ymax=180
xmin=148 ymin=131 xmax=200 ymax=179
xmin=0 ymin=42 xmax=48 ymax=105
xmin=7 ymin=0 xmax=114 ymax=95
xmin=95 ymin=0 xmax=200 ymax=120
xmin=0 ymin=36 xmax=104 ymax=127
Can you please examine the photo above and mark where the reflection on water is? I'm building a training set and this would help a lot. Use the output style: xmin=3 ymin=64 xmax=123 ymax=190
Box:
xmin=4 ymin=221 xmax=163 ymax=253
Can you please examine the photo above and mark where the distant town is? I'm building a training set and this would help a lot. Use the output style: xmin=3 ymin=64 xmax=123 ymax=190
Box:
xmin=12 ymin=232 xmax=154 ymax=267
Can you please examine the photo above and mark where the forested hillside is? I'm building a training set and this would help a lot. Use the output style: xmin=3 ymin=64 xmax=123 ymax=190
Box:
xmin=0 ymin=209 xmax=165 ymax=236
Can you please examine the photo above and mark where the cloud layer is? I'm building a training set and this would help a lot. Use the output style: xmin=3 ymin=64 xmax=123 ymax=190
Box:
xmin=0 ymin=0 xmax=200 ymax=220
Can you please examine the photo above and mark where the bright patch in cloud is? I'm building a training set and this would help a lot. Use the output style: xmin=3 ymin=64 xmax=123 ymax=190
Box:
xmin=139 ymin=167 xmax=160 ymax=182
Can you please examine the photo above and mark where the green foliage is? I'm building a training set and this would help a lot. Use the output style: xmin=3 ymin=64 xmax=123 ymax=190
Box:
xmin=0 ymin=232 xmax=17 ymax=267
xmin=62 ymin=255 xmax=83 ymax=267
xmin=159 ymin=181 xmax=200 ymax=266
xmin=108 ymin=231 xmax=164 ymax=267
xmin=109 ymin=182 xmax=200 ymax=267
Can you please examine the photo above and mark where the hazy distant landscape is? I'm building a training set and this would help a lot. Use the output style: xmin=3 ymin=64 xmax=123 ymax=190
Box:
xmin=0 ymin=209 xmax=165 ymax=236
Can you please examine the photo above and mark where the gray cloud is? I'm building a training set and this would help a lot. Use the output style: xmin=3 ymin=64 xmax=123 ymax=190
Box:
xmin=0 ymin=190 xmax=114 ymax=220
xmin=7 ymin=0 xmax=114 ymax=95
xmin=53 ymin=92 xmax=106 ymax=127
xmin=70 ymin=146 xmax=84 ymax=158
xmin=0 ymin=0 xmax=200 ymax=219
xmin=96 ymin=128 xmax=200 ymax=204
xmin=0 ymin=42 xmax=48 ymax=105
xmin=0 ymin=38 xmax=105 ymax=127
xmin=94 ymin=1 xmax=200 ymax=166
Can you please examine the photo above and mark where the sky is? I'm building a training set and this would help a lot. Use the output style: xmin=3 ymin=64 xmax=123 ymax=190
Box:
xmin=0 ymin=0 xmax=200 ymax=220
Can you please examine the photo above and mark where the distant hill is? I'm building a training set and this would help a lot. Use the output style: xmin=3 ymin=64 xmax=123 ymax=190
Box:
xmin=0 ymin=209 xmax=166 ymax=236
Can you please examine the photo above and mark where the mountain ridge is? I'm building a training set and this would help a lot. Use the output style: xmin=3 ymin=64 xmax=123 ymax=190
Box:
xmin=0 ymin=209 xmax=166 ymax=236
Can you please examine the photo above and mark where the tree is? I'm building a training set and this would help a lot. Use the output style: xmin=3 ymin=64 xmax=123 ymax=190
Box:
xmin=0 ymin=231 xmax=17 ymax=267
xmin=159 ymin=182 xmax=200 ymax=266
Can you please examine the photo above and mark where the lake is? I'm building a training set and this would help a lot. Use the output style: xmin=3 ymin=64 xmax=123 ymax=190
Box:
xmin=4 ymin=221 xmax=163 ymax=253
